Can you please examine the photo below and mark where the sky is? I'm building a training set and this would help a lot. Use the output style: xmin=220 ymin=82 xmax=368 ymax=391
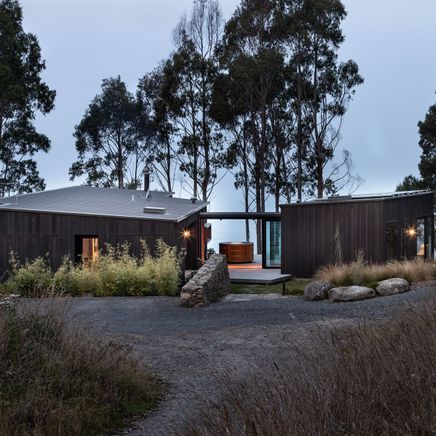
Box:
xmin=19 ymin=0 xmax=436 ymax=245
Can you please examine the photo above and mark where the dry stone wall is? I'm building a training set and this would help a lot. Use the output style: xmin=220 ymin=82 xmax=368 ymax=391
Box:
xmin=180 ymin=254 xmax=231 ymax=308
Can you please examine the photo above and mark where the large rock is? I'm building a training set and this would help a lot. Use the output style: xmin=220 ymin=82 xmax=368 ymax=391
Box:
xmin=303 ymin=280 xmax=333 ymax=301
xmin=180 ymin=254 xmax=231 ymax=308
xmin=376 ymin=278 xmax=409 ymax=296
xmin=329 ymin=286 xmax=376 ymax=302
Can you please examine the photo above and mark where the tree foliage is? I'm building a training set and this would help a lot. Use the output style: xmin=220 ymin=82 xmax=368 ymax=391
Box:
xmin=398 ymin=103 xmax=436 ymax=193
xmin=70 ymin=76 xmax=153 ymax=189
xmin=0 ymin=0 xmax=55 ymax=197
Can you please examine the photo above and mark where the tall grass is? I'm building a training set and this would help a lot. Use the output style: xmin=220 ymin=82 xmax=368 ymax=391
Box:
xmin=2 ymin=240 xmax=181 ymax=297
xmin=316 ymin=254 xmax=436 ymax=288
xmin=0 ymin=300 xmax=161 ymax=435
xmin=184 ymin=295 xmax=436 ymax=435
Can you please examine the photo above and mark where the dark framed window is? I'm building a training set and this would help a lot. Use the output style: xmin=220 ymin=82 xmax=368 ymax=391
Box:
xmin=262 ymin=220 xmax=281 ymax=269
xmin=416 ymin=216 xmax=434 ymax=260
xmin=385 ymin=221 xmax=399 ymax=260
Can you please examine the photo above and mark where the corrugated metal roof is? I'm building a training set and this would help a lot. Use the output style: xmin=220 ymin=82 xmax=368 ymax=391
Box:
xmin=0 ymin=186 xmax=208 ymax=222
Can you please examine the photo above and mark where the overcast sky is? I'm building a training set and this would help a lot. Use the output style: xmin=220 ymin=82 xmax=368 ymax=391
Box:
xmin=20 ymin=0 xmax=436 ymax=217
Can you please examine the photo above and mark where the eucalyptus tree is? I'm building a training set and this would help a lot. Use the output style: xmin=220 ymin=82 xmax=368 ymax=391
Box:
xmin=169 ymin=0 xmax=226 ymax=201
xmin=70 ymin=76 xmax=153 ymax=189
xmin=138 ymin=64 xmax=177 ymax=193
xmin=276 ymin=0 xmax=363 ymax=199
xmin=0 ymin=0 xmax=56 ymax=197
xmin=215 ymin=0 xmax=285 ymax=249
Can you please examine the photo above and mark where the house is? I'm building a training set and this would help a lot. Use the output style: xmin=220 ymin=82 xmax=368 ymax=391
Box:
xmin=0 ymin=186 xmax=207 ymax=277
xmin=0 ymin=187 xmax=433 ymax=280
xmin=199 ymin=191 xmax=434 ymax=278
xmin=281 ymin=191 xmax=435 ymax=277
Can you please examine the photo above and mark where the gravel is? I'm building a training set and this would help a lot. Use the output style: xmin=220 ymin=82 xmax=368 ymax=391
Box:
xmin=55 ymin=284 xmax=436 ymax=435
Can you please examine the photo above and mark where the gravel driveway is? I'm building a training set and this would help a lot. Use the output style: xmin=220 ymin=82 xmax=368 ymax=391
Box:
xmin=58 ymin=284 xmax=435 ymax=435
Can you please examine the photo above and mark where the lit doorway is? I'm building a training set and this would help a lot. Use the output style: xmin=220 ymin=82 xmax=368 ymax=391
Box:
xmin=75 ymin=235 xmax=99 ymax=265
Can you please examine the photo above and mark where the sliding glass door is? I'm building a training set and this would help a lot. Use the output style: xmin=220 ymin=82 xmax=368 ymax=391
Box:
xmin=263 ymin=220 xmax=281 ymax=268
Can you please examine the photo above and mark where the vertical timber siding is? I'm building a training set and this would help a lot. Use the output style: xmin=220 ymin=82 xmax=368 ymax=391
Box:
xmin=281 ymin=193 xmax=434 ymax=278
xmin=0 ymin=210 xmax=202 ymax=277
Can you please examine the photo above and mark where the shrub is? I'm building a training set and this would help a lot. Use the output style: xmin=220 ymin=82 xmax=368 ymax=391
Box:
xmin=152 ymin=240 xmax=180 ymax=297
xmin=2 ymin=252 xmax=53 ymax=297
xmin=95 ymin=241 xmax=180 ymax=297
xmin=183 ymin=295 xmax=436 ymax=435
xmin=53 ymin=257 xmax=101 ymax=296
xmin=0 ymin=301 xmax=161 ymax=435
xmin=3 ymin=240 xmax=181 ymax=297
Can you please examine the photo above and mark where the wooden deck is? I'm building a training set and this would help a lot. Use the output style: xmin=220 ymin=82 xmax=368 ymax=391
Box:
xmin=228 ymin=256 xmax=292 ymax=284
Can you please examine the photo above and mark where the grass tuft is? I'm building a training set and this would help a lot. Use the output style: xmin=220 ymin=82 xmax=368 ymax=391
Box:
xmin=316 ymin=257 xmax=436 ymax=287
xmin=0 ymin=300 xmax=161 ymax=435
xmin=184 ymin=294 xmax=436 ymax=435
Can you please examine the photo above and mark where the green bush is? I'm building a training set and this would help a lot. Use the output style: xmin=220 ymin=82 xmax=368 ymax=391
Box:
xmin=53 ymin=257 xmax=100 ymax=296
xmin=2 ymin=253 xmax=53 ymax=297
xmin=25 ymin=239 xmax=182 ymax=297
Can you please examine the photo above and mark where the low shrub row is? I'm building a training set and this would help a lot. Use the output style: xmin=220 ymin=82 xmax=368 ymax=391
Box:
xmin=1 ymin=240 xmax=181 ymax=297
xmin=316 ymin=254 xmax=436 ymax=288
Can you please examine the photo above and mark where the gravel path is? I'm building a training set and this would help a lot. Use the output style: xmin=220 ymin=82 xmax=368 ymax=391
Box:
xmin=57 ymin=284 xmax=436 ymax=435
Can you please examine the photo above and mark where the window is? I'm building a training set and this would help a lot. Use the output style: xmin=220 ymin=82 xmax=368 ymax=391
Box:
xmin=386 ymin=222 xmax=399 ymax=260
xmin=426 ymin=216 xmax=434 ymax=260
xmin=416 ymin=218 xmax=425 ymax=259
xmin=264 ymin=220 xmax=281 ymax=268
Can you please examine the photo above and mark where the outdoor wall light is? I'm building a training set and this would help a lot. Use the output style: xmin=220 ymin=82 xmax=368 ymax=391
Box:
xmin=406 ymin=227 xmax=417 ymax=238
xmin=182 ymin=229 xmax=191 ymax=239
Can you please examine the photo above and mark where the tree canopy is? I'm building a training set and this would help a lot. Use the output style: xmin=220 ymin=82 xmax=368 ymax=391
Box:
xmin=69 ymin=76 xmax=153 ymax=189
xmin=0 ymin=0 xmax=55 ymax=197
xmin=397 ymin=103 xmax=436 ymax=193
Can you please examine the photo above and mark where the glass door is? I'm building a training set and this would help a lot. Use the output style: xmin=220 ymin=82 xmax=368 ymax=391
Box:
xmin=263 ymin=220 xmax=281 ymax=268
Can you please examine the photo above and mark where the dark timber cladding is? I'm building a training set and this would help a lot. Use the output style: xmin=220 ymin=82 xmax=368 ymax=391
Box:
xmin=280 ymin=192 xmax=434 ymax=278
xmin=0 ymin=209 xmax=201 ymax=274
xmin=0 ymin=187 xmax=208 ymax=276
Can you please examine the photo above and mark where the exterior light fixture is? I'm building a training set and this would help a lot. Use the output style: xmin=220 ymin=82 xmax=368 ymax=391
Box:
xmin=406 ymin=227 xmax=417 ymax=238
xmin=182 ymin=229 xmax=191 ymax=239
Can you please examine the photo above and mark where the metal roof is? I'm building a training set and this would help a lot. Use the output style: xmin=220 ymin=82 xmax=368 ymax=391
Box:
xmin=0 ymin=186 xmax=208 ymax=222
xmin=281 ymin=190 xmax=433 ymax=207
xmin=200 ymin=212 xmax=281 ymax=220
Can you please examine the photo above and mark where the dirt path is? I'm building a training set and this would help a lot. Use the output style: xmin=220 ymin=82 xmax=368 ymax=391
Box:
xmin=57 ymin=285 xmax=435 ymax=435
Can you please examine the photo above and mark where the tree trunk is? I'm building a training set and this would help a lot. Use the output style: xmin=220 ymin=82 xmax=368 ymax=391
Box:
xmin=242 ymin=128 xmax=250 ymax=242
xmin=166 ymin=141 xmax=172 ymax=193
xmin=296 ymin=68 xmax=303 ymax=203
xmin=117 ymin=133 xmax=124 ymax=189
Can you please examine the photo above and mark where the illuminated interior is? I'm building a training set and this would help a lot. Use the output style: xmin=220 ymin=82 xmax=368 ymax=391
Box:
xmin=81 ymin=237 xmax=99 ymax=263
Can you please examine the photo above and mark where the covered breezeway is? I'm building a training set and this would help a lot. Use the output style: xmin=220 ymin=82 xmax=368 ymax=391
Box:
xmin=198 ymin=212 xmax=292 ymax=287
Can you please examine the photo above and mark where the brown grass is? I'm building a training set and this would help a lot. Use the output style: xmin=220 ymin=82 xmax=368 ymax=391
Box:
xmin=0 ymin=300 xmax=162 ymax=435
xmin=316 ymin=256 xmax=436 ymax=288
xmin=184 ymin=295 xmax=436 ymax=435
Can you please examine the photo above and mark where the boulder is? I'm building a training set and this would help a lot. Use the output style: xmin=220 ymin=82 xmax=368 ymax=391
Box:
xmin=303 ymin=280 xmax=334 ymax=301
xmin=376 ymin=278 xmax=409 ymax=296
xmin=329 ymin=286 xmax=376 ymax=302
xmin=180 ymin=254 xmax=231 ymax=308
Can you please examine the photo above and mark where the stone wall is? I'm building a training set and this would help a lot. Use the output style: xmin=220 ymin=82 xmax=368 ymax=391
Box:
xmin=180 ymin=254 xmax=231 ymax=308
